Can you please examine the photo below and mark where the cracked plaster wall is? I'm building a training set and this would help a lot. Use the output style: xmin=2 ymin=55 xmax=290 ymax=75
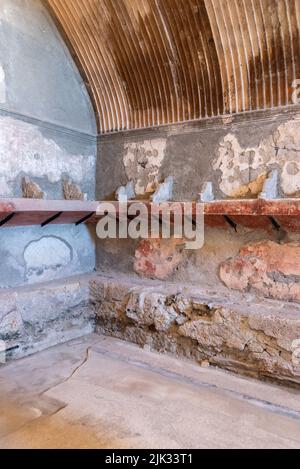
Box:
xmin=96 ymin=109 xmax=300 ymax=305
xmin=97 ymin=110 xmax=300 ymax=201
xmin=91 ymin=274 xmax=300 ymax=386
xmin=0 ymin=0 xmax=97 ymax=291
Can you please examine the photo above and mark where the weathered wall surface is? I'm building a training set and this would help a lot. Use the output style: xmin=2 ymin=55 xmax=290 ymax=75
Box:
xmin=96 ymin=108 xmax=300 ymax=306
xmin=3 ymin=270 xmax=300 ymax=385
xmin=0 ymin=116 xmax=96 ymax=200
xmin=0 ymin=224 xmax=96 ymax=289
xmin=0 ymin=274 xmax=95 ymax=359
xmin=0 ymin=0 xmax=97 ymax=290
xmin=91 ymin=274 xmax=300 ymax=387
xmin=97 ymin=108 xmax=300 ymax=201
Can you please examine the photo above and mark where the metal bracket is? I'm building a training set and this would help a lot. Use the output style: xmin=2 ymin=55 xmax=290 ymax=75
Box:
xmin=41 ymin=211 xmax=63 ymax=227
xmin=224 ymin=215 xmax=237 ymax=232
xmin=75 ymin=212 xmax=95 ymax=226
xmin=0 ymin=212 xmax=15 ymax=227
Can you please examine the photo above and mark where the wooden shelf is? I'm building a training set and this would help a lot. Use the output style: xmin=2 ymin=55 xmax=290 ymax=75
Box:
xmin=0 ymin=198 xmax=300 ymax=231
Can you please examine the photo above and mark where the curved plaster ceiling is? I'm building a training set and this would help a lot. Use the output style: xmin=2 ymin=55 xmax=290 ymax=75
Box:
xmin=46 ymin=0 xmax=300 ymax=133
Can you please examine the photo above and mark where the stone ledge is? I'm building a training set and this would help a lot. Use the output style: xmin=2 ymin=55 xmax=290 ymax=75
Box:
xmin=0 ymin=274 xmax=96 ymax=359
xmin=2 ymin=272 xmax=300 ymax=386
xmin=90 ymin=273 xmax=300 ymax=386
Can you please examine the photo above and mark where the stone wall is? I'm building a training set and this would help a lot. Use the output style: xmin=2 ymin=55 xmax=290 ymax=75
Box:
xmin=0 ymin=0 xmax=97 ymax=290
xmin=91 ymin=274 xmax=300 ymax=387
xmin=3 ymin=271 xmax=300 ymax=385
xmin=97 ymin=107 xmax=300 ymax=202
xmin=0 ymin=274 xmax=95 ymax=359
xmin=96 ymin=107 xmax=300 ymax=306
xmin=95 ymin=106 xmax=300 ymax=386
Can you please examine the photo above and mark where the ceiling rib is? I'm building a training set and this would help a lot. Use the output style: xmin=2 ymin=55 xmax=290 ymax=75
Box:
xmin=46 ymin=0 xmax=300 ymax=133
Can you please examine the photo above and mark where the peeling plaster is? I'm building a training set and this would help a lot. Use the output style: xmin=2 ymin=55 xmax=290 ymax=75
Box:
xmin=214 ymin=116 xmax=300 ymax=197
xmin=0 ymin=117 xmax=95 ymax=197
xmin=123 ymin=138 xmax=166 ymax=195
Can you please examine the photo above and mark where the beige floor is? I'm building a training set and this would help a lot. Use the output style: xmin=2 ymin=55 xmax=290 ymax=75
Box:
xmin=0 ymin=333 xmax=300 ymax=449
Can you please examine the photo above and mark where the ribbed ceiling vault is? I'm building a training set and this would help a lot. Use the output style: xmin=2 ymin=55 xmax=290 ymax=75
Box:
xmin=45 ymin=0 xmax=300 ymax=133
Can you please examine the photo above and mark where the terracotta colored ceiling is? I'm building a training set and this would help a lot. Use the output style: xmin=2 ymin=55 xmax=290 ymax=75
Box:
xmin=46 ymin=0 xmax=300 ymax=133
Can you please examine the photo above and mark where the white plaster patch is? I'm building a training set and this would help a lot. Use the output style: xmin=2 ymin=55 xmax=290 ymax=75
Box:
xmin=123 ymin=138 xmax=166 ymax=195
xmin=24 ymin=236 xmax=72 ymax=282
xmin=0 ymin=117 xmax=95 ymax=197
xmin=0 ymin=65 xmax=6 ymax=103
xmin=214 ymin=116 xmax=300 ymax=197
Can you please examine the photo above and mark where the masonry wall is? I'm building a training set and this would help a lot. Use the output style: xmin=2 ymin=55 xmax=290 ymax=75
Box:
xmin=0 ymin=0 xmax=97 ymax=289
xmin=96 ymin=107 xmax=300 ymax=302
xmin=94 ymin=107 xmax=300 ymax=382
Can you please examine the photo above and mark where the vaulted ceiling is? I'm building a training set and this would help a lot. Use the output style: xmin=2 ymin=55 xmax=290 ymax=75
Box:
xmin=46 ymin=0 xmax=300 ymax=133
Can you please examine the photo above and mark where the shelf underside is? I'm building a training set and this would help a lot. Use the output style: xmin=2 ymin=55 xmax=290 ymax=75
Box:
xmin=0 ymin=198 xmax=300 ymax=231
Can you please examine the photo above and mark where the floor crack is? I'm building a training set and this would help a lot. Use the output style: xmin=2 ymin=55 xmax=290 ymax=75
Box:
xmin=40 ymin=347 xmax=92 ymax=397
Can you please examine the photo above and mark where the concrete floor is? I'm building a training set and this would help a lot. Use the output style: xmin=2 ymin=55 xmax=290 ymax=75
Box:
xmin=0 ymin=334 xmax=300 ymax=449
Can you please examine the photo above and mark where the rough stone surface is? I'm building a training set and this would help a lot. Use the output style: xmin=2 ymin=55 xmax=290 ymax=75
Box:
xmin=63 ymin=179 xmax=86 ymax=201
xmin=115 ymin=181 xmax=135 ymax=202
xmin=213 ymin=115 xmax=300 ymax=198
xmin=0 ymin=116 xmax=96 ymax=199
xmin=199 ymin=182 xmax=214 ymax=202
xmin=220 ymin=241 xmax=300 ymax=303
xmin=259 ymin=170 xmax=279 ymax=200
xmin=134 ymin=237 xmax=184 ymax=279
xmin=91 ymin=274 xmax=300 ymax=386
xmin=123 ymin=139 xmax=166 ymax=195
xmin=2 ymin=272 xmax=300 ymax=386
xmin=151 ymin=176 xmax=173 ymax=203
xmin=0 ymin=274 xmax=95 ymax=359
xmin=22 ymin=176 xmax=44 ymax=199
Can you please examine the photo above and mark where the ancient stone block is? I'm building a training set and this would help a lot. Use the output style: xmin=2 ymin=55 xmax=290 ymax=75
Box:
xmin=63 ymin=179 xmax=85 ymax=200
xmin=115 ymin=181 xmax=135 ymax=202
xmin=151 ymin=176 xmax=173 ymax=203
xmin=22 ymin=177 xmax=44 ymax=199
xmin=199 ymin=182 xmax=214 ymax=202
xmin=220 ymin=241 xmax=300 ymax=302
xmin=92 ymin=274 xmax=300 ymax=385
xmin=125 ymin=291 xmax=179 ymax=332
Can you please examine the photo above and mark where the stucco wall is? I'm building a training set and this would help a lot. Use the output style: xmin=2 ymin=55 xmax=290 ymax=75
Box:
xmin=97 ymin=107 xmax=300 ymax=201
xmin=0 ymin=0 xmax=97 ymax=289
xmin=96 ymin=107 xmax=300 ymax=303
xmin=0 ymin=0 xmax=96 ymax=133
